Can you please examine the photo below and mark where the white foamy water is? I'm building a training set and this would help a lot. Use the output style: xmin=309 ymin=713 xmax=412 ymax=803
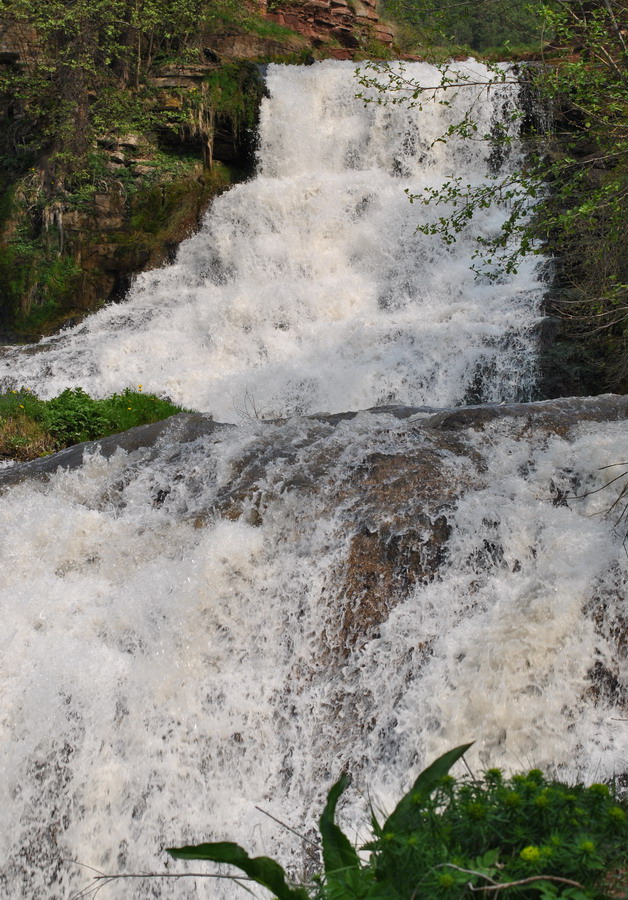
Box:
xmin=1 ymin=407 xmax=627 ymax=898
xmin=1 ymin=61 xmax=627 ymax=900
xmin=1 ymin=61 xmax=543 ymax=417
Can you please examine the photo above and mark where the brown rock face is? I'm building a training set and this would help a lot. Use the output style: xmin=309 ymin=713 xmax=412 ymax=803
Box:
xmin=261 ymin=0 xmax=394 ymax=49
xmin=335 ymin=445 xmax=469 ymax=654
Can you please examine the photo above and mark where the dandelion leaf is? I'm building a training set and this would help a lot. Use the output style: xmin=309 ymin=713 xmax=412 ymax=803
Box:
xmin=319 ymin=773 xmax=360 ymax=875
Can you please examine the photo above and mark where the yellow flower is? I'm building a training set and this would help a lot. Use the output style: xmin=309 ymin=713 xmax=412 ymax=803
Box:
xmin=127 ymin=406 xmax=132 ymax=410
xmin=588 ymin=783 xmax=609 ymax=797
xmin=520 ymin=846 xmax=541 ymax=862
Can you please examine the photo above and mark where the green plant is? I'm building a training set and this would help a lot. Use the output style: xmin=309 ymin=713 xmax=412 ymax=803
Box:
xmin=167 ymin=745 xmax=628 ymax=899
xmin=203 ymin=62 xmax=268 ymax=136
xmin=0 ymin=386 xmax=185 ymax=460
xmin=96 ymin=386 xmax=186 ymax=434
xmin=42 ymin=387 xmax=111 ymax=443
xmin=380 ymin=0 xmax=548 ymax=54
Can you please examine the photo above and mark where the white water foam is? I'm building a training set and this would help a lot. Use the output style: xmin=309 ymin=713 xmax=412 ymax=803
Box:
xmin=0 ymin=409 xmax=627 ymax=898
xmin=2 ymin=61 xmax=625 ymax=900
xmin=1 ymin=61 xmax=543 ymax=418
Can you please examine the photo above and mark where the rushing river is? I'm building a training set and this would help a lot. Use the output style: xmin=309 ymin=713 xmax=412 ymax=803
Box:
xmin=0 ymin=61 xmax=626 ymax=899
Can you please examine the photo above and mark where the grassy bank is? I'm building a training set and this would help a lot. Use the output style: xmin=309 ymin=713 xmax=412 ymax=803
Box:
xmin=0 ymin=387 xmax=185 ymax=461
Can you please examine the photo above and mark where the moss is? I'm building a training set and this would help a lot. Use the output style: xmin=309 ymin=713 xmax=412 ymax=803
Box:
xmin=354 ymin=36 xmax=396 ymax=61
xmin=243 ymin=16 xmax=305 ymax=42
xmin=202 ymin=61 xmax=267 ymax=136
xmin=0 ymin=210 xmax=81 ymax=336
xmin=127 ymin=162 xmax=233 ymax=243
xmin=0 ymin=217 xmax=83 ymax=337
xmin=0 ymin=182 xmax=16 ymax=230
xmin=0 ymin=156 xmax=238 ymax=341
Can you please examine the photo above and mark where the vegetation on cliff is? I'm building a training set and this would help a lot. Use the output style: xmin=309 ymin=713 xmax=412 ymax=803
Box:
xmin=0 ymin=0 xmax=267 ymax=184
xmin=381 ymin=0 xmax=549 ymax=55
xmin=0 ymin=0 xmax=277 ymax=338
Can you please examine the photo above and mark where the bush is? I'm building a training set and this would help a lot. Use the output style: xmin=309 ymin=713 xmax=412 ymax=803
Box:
xmin=0 ymin=386 xmax=185 ymax=460
xmin=167 ymin=745 xmax=628 ymax=900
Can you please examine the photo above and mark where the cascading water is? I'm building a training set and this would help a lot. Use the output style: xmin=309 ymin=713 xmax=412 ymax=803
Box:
xmin=1 ymin=62 xmax=627 ymax=900
xmin=1 ymin=60 xmax=543 ymax=416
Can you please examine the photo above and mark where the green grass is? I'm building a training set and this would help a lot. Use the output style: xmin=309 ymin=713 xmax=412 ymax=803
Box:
xmin=0 ymin=387 xmax=186 ymax=461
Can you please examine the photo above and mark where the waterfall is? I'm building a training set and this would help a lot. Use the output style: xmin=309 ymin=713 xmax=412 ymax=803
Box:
xmin=1 ymin=60 xmax=543 ymax=416
xmin=1 ymin=62 xmax=627 ymax=900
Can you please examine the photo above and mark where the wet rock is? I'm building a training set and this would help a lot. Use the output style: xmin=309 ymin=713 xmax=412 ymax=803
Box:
xmin=132 ymin=165 xmax=156 ymax=177
xmin=4 ymin=396 xmax=626 ymax=675
xmin=118 ymin=133 xmax=142 ymax=150
xmin=0 ymin=413 xmax=225 ymax=490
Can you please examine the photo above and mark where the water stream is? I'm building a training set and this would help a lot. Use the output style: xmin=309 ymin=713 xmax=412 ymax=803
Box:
xmin=1 ymin=60 xmax=543 ymax=416
xmin=1 ymin=61 xmax=626 ymax=899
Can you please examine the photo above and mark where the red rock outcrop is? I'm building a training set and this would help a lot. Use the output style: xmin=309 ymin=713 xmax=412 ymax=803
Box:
xmin=260 ymin=0 xmax=394 ymax=55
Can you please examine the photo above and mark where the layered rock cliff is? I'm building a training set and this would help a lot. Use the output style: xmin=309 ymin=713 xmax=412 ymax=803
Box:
xmin=263 ymin=0 xmax=394 ymax=57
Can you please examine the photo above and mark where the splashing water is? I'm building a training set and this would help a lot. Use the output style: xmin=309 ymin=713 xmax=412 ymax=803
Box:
xmin=1 ymin=60 xmax=543 ymax=418
xmin=1 ymin=62 xmax=626 ymax=900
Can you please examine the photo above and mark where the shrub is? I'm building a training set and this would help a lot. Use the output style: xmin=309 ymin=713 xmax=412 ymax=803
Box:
xmin=0 ymin=386 xmax=185 ymax=461
xmin=167 ymin=744 xmax=628 ymax=900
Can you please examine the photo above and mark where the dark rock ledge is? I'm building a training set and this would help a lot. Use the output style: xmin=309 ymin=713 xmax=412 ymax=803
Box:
xmin=1 ymin=394 xmax=626 ymax=491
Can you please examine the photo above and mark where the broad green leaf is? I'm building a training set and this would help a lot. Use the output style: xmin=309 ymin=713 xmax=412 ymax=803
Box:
xmin=319 ymin=773 xmax=361 ymax=876
xmin=167 ymin=840 xmax=310 ymax=900
xmin=383 ymin=742 xmax=474 ymax=835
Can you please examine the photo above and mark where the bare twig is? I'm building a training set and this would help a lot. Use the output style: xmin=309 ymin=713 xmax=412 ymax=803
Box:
xmin=468 ymin=875 xmax=585 ymax=892
xmin=255 ymin=805 xmax=321 ymax=858
xmin=69 ymin=870 xmax=256 ymax=900
xmin=461 ymin=752 xmax=476 ymax=780
xmin=434 ymin=863 xmax=585 ymax=892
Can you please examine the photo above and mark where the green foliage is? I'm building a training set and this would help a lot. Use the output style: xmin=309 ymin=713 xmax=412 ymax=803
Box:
xmin=167 ymin=745 xmax=628 ymax=900
xmin=0 ymin=386 xmax=184 ymax=459
xmin=380 ymin=743 xmax=474 ymax=836
xmin=42 ymin=388 xmax=110 ymax=444
xmin=359 ymin=0 xmax=628 ymax=390
xmin=380 ymin=0 xmax=547 ymax=54
xmin=366 ymin=767 xmax=628 ymax=900
xmin=320 ymin=774 xmax=361 ymax=874
xmin=319 ymin=773 xmax=364 ymax=898
xmin=202 ymin=62 xmax=268 ymax=135
xmin=0 ymin=0 xmax=262 ymax=186
xmin=0 ymin=191 xmax=82 ymax=328
xmin=168 ymin=842 xmax=310 ymax=900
